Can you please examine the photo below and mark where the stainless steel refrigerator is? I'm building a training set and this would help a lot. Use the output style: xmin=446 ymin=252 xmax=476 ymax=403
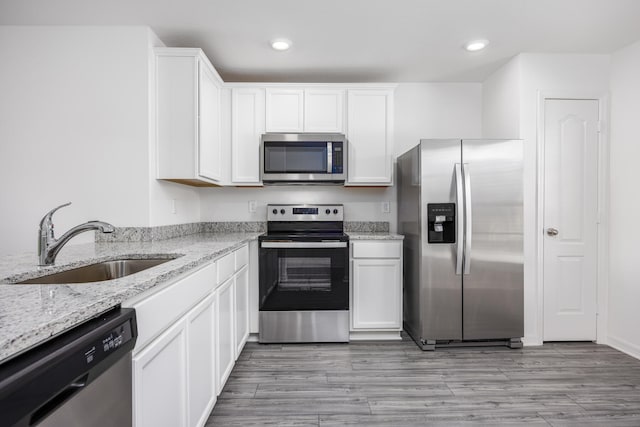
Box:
xmin=397 ymin=139 xmax=524 ymax=350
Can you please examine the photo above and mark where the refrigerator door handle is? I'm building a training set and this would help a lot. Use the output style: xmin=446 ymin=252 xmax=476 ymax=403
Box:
xmin=463 ymin=163 xmax=472 ymax=275
xmin=455 ymin=163 xmax=464 ymax=275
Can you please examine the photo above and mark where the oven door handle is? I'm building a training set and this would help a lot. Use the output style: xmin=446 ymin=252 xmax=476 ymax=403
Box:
xmin=261 ymin=241 xmax=347 ymax=249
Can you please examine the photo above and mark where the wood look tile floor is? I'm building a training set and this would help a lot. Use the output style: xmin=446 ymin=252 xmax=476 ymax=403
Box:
xmin=206 ymin=337 xmax=640 ymax=426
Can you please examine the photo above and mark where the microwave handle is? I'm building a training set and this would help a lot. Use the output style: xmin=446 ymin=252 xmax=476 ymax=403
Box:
xmin=327 ymin=142 xmax=333 ymax=173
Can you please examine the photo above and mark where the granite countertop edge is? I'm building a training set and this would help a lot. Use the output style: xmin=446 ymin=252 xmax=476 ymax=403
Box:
xmin=346 ymin=232 xmax=404 ymax=240
xmin=0 ymin=232 xmax=261 ymax=363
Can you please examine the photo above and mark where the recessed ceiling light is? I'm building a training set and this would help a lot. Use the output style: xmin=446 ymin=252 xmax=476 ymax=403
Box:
xmin=465 ymin=39 xmax=489 ymax=52
xmin=271 ymin=39 xmax=292 ymax=51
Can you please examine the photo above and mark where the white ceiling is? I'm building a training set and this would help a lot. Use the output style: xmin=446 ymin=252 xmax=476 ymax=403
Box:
xmin=2 ymin=0 xmax=640 ymax=82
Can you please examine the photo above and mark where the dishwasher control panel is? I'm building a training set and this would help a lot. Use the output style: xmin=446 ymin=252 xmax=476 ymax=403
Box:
xmin=83 ymin=318 xmax=134 ymax=365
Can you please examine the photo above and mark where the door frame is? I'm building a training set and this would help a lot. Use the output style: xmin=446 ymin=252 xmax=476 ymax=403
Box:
xmin=536 ymin=91 xmax=610 ymax=344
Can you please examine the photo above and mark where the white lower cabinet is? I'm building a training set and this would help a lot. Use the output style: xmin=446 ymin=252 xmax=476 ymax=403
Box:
xmin=350 ymin=240 xmax=403 ymax=334
xmin=215 ymin=276 xmax=235 ymax=394
xmin=234 ymin=266 xmax=249 ymax=359
xmin=186 ymin=295 xmax=216 ymax=427
xmin=133 ymin=317 xmax=188 ymax=427
xmin=129 ymin=242 xmax=251 ymax=427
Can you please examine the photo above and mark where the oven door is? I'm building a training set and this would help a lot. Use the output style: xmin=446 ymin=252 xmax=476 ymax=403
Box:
xmin=259 ymin=240 xmax=349 ymax=311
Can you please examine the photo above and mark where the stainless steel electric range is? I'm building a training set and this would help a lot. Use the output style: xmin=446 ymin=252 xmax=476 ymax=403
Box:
xmin=258 ymin=204 xmax=349 ymax=343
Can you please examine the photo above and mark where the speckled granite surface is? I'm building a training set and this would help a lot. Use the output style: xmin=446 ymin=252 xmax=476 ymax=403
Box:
xmin=344 ymin=221 xmax=390 ymax=233
xmin=96 ymin=222 xmax=266 ymax=242
xmin=0 ymin=232 xmax=261 ymax=363
xmin=346 ymin=232 xmax=404 ymax=240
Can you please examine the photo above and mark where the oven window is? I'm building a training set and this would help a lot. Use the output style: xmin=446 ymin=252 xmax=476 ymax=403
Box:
xmin=264 ymin=142 xmax=328 ymax=173
xmin=278 ymin=257 xmax=332 ymax=291
xmin=259 ymin=246 xmax=348 ymax=311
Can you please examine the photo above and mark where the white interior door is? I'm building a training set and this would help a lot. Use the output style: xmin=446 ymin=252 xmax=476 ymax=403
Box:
xmin=543 ymin=99 xmax=599 ymax=341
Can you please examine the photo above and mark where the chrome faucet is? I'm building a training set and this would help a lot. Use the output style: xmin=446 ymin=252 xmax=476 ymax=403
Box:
xmin=38 ymin=202 xmax=115 ymax=266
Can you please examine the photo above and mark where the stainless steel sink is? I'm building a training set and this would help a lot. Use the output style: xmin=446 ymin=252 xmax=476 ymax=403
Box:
xmin=15 ymin=258 xmax=177 ymax=284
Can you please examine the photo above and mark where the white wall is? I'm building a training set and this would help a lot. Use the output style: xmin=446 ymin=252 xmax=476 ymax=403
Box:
xmin=0 ymin=26 xmax=202 ymax=257
xmin=608 ymin=40 xmax=640 ymax=359
xmin=482 ymin=56 xmax=521 ymax=139
xmin=483 ymin=54 xmax=610 ymax=345
xmin=0 ymin=26 xmax=152 ymax=256
xmin=395 ymin=83 xmax=483 ymax=156
xmin=199 ymin=83 xmax=483 ymax=231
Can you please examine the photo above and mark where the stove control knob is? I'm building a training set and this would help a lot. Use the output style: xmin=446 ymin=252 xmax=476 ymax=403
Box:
xmin=280 ymin=209 xmax=285 ymax=215
xmin=325 ymin=209 xmax=331 ymax=215
xmin=333 ymin=209 xmax=339 ymax=215
xmin=272 ymin=209 xmax=277 ymax=215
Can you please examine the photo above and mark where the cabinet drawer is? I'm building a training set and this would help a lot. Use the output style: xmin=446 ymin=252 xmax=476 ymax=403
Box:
xmin=217 ymin=251 xmax=235 ymax=284
xmin=235 ymin=244 xmax=248 ymax=270
xmin=352 ymin=241 xmax=402 ymax=259
xmin=130 ymin=262 xmax=216 ymax=351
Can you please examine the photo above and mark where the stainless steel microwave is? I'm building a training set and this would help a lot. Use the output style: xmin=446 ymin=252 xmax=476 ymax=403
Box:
xmin=261 ymin=133 xmax=347 ymax=184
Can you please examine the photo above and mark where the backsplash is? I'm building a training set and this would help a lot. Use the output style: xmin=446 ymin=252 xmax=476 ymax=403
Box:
xmin=96 ymin=221 xmax=388 ymax=242
xmin=96 ymin=222 xmax=266 ymax=243
xmin=344 ymin=221 xmax=390 ymax=233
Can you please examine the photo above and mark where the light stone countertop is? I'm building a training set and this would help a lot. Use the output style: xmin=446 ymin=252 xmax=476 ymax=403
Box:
xmin=346 ymin=232 xmax=404 ymax=240
xmin=0 ymin=232 xmax=261 ymax=363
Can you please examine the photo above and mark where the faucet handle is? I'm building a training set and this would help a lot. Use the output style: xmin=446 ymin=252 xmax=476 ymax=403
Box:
xmin=39 ymin=202 xmax=72 ymax=229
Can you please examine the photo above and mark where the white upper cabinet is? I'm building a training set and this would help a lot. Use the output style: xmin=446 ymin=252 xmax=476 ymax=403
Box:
xmin=346 ymin=89 xmax=394 ymax=186
xmin=231 ymin=88 xmax=265 ymax=184
xmin=197 ymin=62 xmax=222 ymax=181
xmin=265 ymin=89 xmax=304 ymax=132
xmin=265 ymin=88 xmax=345 ymax=133
xmin=156 ymin=48 xmax=223 ymax=186
xmin=304 ymin=89 xmax=344 ymax=133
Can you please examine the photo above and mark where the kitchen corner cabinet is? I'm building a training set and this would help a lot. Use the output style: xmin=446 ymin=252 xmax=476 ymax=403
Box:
xmin=265 ymin=88 xmax=344 ymax=133
xmin=231 ymin=88 xmax=265 ymax=184
xmin=346 ymin=89 xmax=394 ymax=186
xmin=350 ymin=240 xmax=402 ymax=331
xmin=156 ymin=48 xmax=223 ymax=186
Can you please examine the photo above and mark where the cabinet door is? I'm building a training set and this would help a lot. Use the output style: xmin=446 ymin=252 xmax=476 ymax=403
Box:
xmin=234 ymin=266 xmax=250 ymax=358
xmin=304 ymin=89 xmax=344 ymax=133
xmin=232 ymin=88 xmax=265 ymax=184
xmin=265 ymin=89 xmax=304 ymax=132
xmin=351 ymin=258 xmax=402 ymax=330
xmin=346 ymin=89 xmax=394 ymax=185
xmin=216 ymin=277 xmax=235 ymax=394
xmin=186 ymin=294 xmax=216 ymax=427
xmin=198 ymin=60 xmax=222 ymax=181
xmin=133 ymin=318 xmax=188 ymax=427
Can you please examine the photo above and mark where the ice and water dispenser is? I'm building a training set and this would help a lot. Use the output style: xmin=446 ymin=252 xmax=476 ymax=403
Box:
xmin=427 ymin=203 xmax=456 ymax=243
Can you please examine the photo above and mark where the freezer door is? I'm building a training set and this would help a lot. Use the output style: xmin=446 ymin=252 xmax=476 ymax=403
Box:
xmin=419 ymin=140 xmax=463 ymax=340
xmin=461 ymin=139 xmax=524 ymax=340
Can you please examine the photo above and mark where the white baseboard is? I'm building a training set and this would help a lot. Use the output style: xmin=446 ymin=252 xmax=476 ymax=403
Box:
xmin=608 ymin=335 xmax=640 ymax=360
xmin=349 ymin=331 xmax=402 ymax=341
xmin=522 ymin=336 xmax=543 ymax=346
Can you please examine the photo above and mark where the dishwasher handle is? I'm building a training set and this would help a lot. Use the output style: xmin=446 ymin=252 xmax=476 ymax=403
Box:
xmin=30 ymin=374 xmax=88 ymax=426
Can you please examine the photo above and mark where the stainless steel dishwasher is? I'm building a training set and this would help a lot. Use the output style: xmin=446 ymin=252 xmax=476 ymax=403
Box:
xmin=0 ymin=307 xmax=137 ymax=427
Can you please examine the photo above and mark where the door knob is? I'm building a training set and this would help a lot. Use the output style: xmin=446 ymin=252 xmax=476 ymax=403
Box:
xmin=546 ymin=228 xmax=559 ymax=236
